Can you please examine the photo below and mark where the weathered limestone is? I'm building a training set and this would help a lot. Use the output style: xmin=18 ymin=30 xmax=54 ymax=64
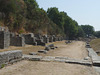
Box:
xmin=45 ymin=46 xmax=51 ymax=51
xmin=86 ymin=44 xmax=91 ymax=48
xmin=52 ymin=35 xmax=56 ymax=42
xmin=87 ymin=48 xmax=100 ymax=66
xmin=84 ymin=57 xmax=91 ymax=60
xmin=65 ymin=59 xmax=92 ymax=65
xmin=41 ymin=56 xmax=55 ymax=62
xmin=10 ymin=36 xmax=25 ymax=47
xmin=10 ymin=32 xmax=16 ymax=37
xmin=0 ymin=50 xmax=22 ymax=68
xmin=0 ymin=31 xmax=10 ymax=49
xmin=23 ymin=55 xmax=42 ymax=61
xmin=93 ymin=66 xmax=100 ymax=74
xmin=42 ymin=35 xmax=49 ymax=43
xmin=21 ymin=33 xmax=37 ymax=45
xmin=38 ymin=50 xmax=47 ymax=54
xmin=35 ymin=34 xmax=42 ymax=39
xmin=34 ymin=34 xmax=45 ymax=46
xmin=23 ymin=55 xmax=92 ymax=66
xmin=36 ymin=39 xmax=45 ymax=46
xmin=45 ymin=44 xmax=55 ymax=51
xmin=49 ymin=36 xmax=53 ymax=42
xmin=29 ymin=52 xmax=37 ymax=55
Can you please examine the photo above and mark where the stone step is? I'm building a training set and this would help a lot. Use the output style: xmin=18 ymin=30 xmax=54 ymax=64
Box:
xmin=23 ymin=55 xmax=92 ymax=66
xmin=65 ymin=59 xmax=92 ymax=65
xmin=87 ymin=48 xmax=100 ymax=66
xmin=23 ymin=55 xmax=43 ymax=61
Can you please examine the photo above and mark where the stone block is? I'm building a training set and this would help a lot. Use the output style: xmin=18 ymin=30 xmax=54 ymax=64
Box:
xmin=36 ymin=39 xmax=45 ymax=46
xmin=0 ymin=50 xmax=22 ymax=68
xmin=42 ymin=35 xmax=49 ymax=43
xmin=45 ymin=46 xmax=50 ymax=51
xmin=0 ymin=31 xmax=10 ymax=49
xmin=29 ymin=52 xmax=37 ymax=55
xmin=49 ymin=36 xmax=53 ymax=42
xmin=10 ymin=36 xmax=25 ymax=47
xmin=21 ymin=33 xmax=36 ymax=45
xmin=23 ymin=55 xmax=42 ymax=61
xmin=38 ymin=50 xmax=47 ymax=54
xmin=86 ymin=44 xmax=91 ymax=48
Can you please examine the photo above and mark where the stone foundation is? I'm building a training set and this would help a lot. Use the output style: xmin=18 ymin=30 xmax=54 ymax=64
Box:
xmin=21 ymin=33 xmax=36 ymax=45
xmin=0 ymin=31 xmax=10 ymax=49
xmin=0 ymin=50 xmax=22 ymax=68
xmin=10 ymin=36 xmax=25 ymax=47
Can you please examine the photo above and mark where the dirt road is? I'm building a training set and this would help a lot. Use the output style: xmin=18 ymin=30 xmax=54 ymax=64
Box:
xmin=41 ymin=41 xmax=88 ymax=59
xmin=0 ymin=41 xmax=99 ymax=75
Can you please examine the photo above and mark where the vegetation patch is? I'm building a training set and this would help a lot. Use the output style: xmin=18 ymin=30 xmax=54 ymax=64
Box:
xmin=90 ymin=39 xmax=100 ymax=51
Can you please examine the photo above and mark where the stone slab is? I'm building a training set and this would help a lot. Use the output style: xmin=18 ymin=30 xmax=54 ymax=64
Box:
xmin=29 ymin=52 xmax=37 ymax=55
xmin=93 ymin=66 xmax=100 ymax=74
xmin=38 ymin=50 xmax=47 ymax=54
xmin=87 ymin=48 xmax=100 ymax=66
xmin=23 ymin=55 xmax=42 ymax=61
xmin=65 ymin=59 xmax=92 ymax=65
xmin=0 ymin=50 xmax=22 ymax=68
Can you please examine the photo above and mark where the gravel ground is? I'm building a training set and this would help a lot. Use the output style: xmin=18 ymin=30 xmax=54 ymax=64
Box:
xmin=0 ymin=41 xmax=99 ymax=75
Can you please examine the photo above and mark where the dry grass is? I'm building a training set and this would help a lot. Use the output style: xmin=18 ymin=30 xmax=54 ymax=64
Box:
xmin=0 ymin=45 xmax=45 ymax=55
xmin=90 ymin=38 xmax=100 ymax=56
xmin=90 ymin=39 xmax=100 ymax=51
xmin=0 ymin=41 xmax=66 ymax=55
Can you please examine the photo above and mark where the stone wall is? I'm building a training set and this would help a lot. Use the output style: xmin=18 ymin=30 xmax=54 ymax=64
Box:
xmin=21 ymin=33 xmax=36 ymax=45
xmin=10 ymin=36 xmax=25 ymax=47
xmin=42 ymin=35 xmax=49 ymax=43
xmin=0 ymin=31 xmax=10 ymax=49
xmin=36 ymin=39 xmax=45 ymax=46
xmin=0 ymin=50 xmax=22 ymax=68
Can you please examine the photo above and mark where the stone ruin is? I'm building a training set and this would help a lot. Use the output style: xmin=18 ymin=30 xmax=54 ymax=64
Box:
xmin=10 ymin=33 xmax=25 ymax=47
xmin=0 ymin=26 xmax=64 ymax=49
xmin=49 ymin=35 xmax=53 ymax=42
xmin=35 ymin=34 xmax=45 ymax=46
xmin=20 ymin=33 xmax=37 ymax=45
xmin=42 ymin=35 xmax=49 ymax=43
xmin=0 ymin=50 xmax=22 ymax=68
xmin=0 ymin=26 xmax=10 ymax=49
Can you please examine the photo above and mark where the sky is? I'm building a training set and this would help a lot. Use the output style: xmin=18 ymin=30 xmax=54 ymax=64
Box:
xmin=36 ymin=0 xmax=100 ymax=31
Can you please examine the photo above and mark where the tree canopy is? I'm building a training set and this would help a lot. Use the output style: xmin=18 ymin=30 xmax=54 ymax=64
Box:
xmin=81 ymin=25 xmax=95 ymax=37
xmin=0 ymin=0 xmax=96 ymax=39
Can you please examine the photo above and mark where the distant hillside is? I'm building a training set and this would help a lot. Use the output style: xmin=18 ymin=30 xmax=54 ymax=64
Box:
xmin=0 ymin=0 xmax=95 ymax=39
xmin=0 ymin=0 xmax=59 ymax=35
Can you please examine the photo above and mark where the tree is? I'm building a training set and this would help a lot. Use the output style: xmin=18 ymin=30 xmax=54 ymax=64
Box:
xmin=47 ymin=7 xmax=79 ymax=39
xmin=77 ymin=26 xmax=85 ymax=37
xmin=94 ymin=31 xmax=100 ymax=38
xmin=81 ymin=25 xmax=95 ymax=37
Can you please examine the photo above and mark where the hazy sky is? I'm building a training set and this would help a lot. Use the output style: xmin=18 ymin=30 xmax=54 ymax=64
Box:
xmin=36 ymin=0 xmax=100 ymax=31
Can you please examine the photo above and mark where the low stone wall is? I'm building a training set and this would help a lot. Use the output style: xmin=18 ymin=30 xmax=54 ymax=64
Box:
xmin=49 ymin=36 xmax=53 ymax=42
xmin=21 ymin=33 xmax=36 ymax=45
xmin=42 ymin=36 xmax=49 ymax=43
xmin=36 ymin=39 xmax=45 ymax=46
xmin=0 ymin=50 xmax=22 ymax=68
xmin=10 ymin=36 xmax=25 ymax=47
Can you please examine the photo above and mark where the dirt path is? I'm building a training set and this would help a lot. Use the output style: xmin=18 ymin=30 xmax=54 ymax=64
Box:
xmin=41 ymin=41 xmax=88 ymax=59
xmin=0 ymin=41 xmax=99 ymax=75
